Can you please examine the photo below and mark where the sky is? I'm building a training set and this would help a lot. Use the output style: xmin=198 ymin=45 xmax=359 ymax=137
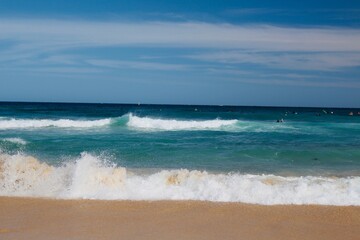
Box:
xmin=0 ymin=0 xmax=360 ymax=107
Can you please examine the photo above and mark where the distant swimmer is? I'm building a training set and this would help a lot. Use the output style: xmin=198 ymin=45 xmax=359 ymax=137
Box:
xmin=276 ymin=118 xmax=284 ymax=123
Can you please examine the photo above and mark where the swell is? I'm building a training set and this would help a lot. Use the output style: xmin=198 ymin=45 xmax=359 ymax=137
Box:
xmin=0 ymin=152 xmax=359 ymax=205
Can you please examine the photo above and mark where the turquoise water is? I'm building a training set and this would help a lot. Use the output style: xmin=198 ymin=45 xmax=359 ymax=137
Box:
xmin=1 ymin=102 xmax=359 ymax=175
xmin=0 ymin=102 xmax=360 ymax=204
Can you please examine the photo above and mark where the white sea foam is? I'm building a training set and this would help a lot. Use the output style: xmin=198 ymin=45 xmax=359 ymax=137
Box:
xmin=0 ymin=153 xmax=359 ymax=205
xmin=1 ymin=138 xmax=27 ymax=145
xmin=127 ymin=114 xmax=238 ymax=131
xmin=0 ymin=118 xmax=112 ymax=129
xmin=0 ymin=114 xmax=303 ymax=133
xmin=126 ymin=114 xmax=301 ymax=132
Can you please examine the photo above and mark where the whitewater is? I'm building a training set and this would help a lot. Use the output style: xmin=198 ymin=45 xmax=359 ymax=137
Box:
xmin=0 ymin=117 xmax=112 ymax=129
xmin=1 ymin=152 xmax=359 ymax=205
xmin=0 ymin=114 xmax=318 ymax=133
xmin=0 ymin=114 xmax=241 ymax=131
xmin=0 ymin=102 xmax=359 ymax=206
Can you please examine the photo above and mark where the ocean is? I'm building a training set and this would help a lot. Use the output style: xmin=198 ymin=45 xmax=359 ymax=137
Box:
xmin=0 ymin=102 xmax=359 ymax=205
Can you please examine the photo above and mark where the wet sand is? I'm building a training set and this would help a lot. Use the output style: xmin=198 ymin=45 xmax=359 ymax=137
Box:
xmin=0 ymin=197 xmax=359 ymax=240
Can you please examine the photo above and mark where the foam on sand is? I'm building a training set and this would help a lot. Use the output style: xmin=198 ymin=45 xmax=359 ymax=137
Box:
xmin=0 ymin=152 xmax=359 ymax=205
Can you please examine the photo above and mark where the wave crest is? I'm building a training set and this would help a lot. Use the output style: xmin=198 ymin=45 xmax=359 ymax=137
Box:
xmin=127 ymin=114 xmax=238 ymax=131
xmin=1 ymin=138 xmax=27 ymax=145
xmin=0 ymin=114 xmax=296 ymax=132
xmin=0 ymin=118 xmax=112 ymax=129
xmin=0 ymin=153 xmax=359 ymax=205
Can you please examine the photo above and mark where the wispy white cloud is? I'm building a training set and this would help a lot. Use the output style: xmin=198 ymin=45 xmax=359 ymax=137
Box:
xmin=206 ymin=68 xmax=343 ymax=81
xmin=0 ymin=66 xmax=102 ymax=74
xmin=222 ymin=76 xmax=360 ymax=89
xmin=0 ymin=18 xmax=359 ymax=89
xmin=223 ymin=8 xmax=282 ymax=16
xmin=42 ymin=54 xmax=82 ymax=65
xmin=204 ymin=67 xmax=360 ymax=88
xmin=87 ymin=59 xmax=188 ymax=71
xmin=223 ymin=8 xmax=360 ymax=20
xmin=1 ymin=19 xmax=360 ymax=51
xmin=189 ymin=51 xmax=360 ymax=70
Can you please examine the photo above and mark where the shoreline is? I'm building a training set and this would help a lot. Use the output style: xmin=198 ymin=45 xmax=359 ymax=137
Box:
xmin=1 ymin=197 xmax=359 ymax=240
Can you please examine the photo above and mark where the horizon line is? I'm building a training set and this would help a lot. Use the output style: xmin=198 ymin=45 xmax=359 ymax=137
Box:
xmin=0 ymin=100 xmax=359 ymax=110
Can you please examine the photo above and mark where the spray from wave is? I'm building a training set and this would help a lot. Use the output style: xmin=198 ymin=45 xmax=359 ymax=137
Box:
xmin=0 ymin=152 xmax=359 ymax=205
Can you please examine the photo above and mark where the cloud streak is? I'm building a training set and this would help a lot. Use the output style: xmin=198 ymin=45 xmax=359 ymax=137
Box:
xmin=229 ymin=77 xmax=360 ymax=89
xmin=1 ymin=19 xmax=360 ymax=51
xmin=0 ymin=18 xmax=360 ymax=90
xmin=87 ymin=59 xmax=188 ymax=71
xmin=189 ymin=51 xmax=360 ymax=70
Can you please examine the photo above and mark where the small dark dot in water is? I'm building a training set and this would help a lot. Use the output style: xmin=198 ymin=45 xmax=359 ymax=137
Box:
xmin=312 ymin=158 xmax=319 ymax=161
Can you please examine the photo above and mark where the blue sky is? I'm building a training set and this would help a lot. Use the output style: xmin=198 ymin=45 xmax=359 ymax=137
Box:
xmin=1 ymin=1 xmax=360 ymax=107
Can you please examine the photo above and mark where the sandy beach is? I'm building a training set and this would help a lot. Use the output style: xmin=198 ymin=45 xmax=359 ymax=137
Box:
xmin=0 ymin=197 xmax=359 ymax=240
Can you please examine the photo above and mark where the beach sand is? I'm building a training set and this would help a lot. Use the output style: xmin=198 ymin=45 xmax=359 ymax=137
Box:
xmin=0 ymin=197 xmax=359 ymax=240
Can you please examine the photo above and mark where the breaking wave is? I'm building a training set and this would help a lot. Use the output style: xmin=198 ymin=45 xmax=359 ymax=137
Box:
xmin=0 ymin=114 xmax=325 ymax=133
xmin=127 ymin=114 xmax=238 ymax=131
xmin=1 ymin=138 xmax=27 ymax=145
xmin=0 ymin=114 xmax=239 ymax=131
xmin=126 ymin=114 xmax=301 ymax=132
xmin=0 ymin=118 xmax=112 ymax=129
xmin=0 ymin=153 xmax=359 ymax=205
